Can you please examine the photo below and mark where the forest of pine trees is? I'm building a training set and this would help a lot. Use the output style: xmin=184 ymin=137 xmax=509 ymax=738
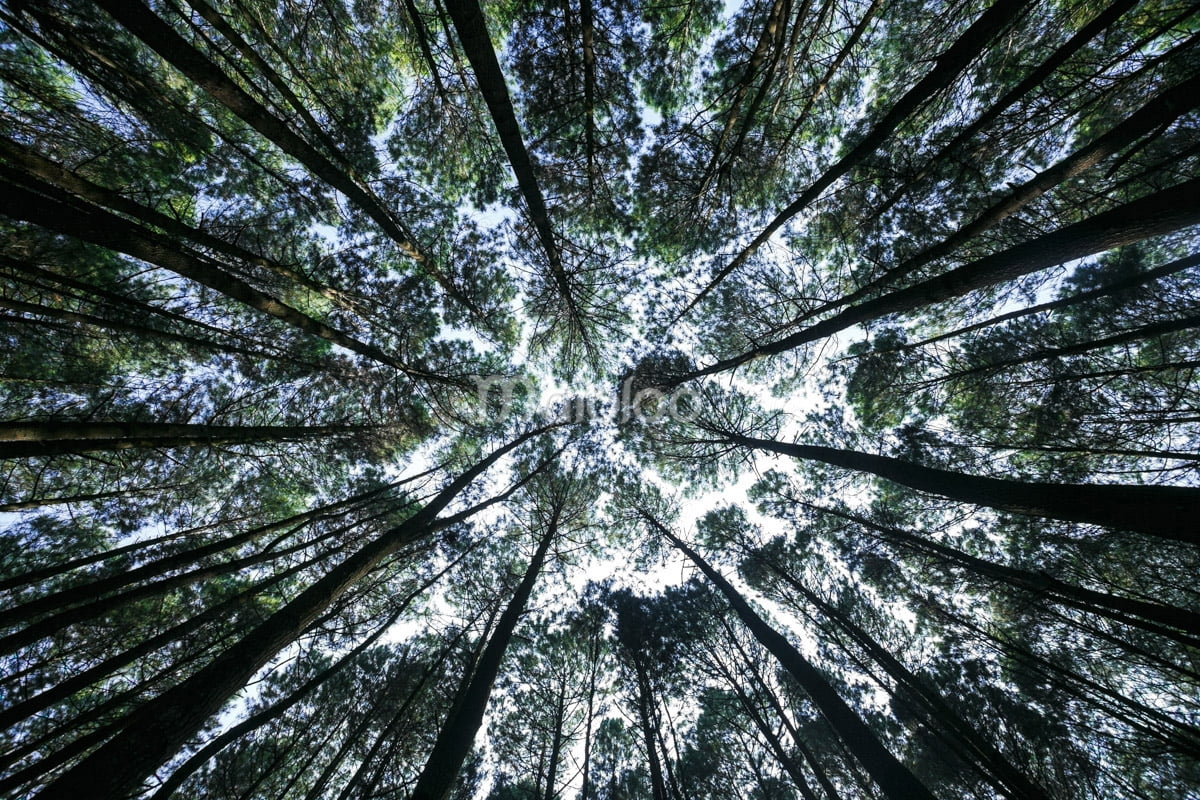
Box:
xmin=0 ymin=0 xmax=1197 ymax=797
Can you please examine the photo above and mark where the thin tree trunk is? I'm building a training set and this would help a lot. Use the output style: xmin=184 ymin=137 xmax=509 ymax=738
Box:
xmin=941 ymin=312 xmax=1200 ymax=383
xmin=647 ymin=513 xmax=937 ymax=800
xmin=149 ymin=553 xmax=474 ymax=800
xmin=578 ymin=625 xmax=601 ymax=800
xmin=700 ymin=0 xmax=789 ymax=189
xmin=802 ymin=501 xmax=1200 ymax=638
xmin=31 ymin=424 xmax=556 ymax=800
xmin=543 ymin=684 xmax=567 ymax=800
xmin=874 ymin=0 xmax=1140 ymax=216
xmin=755 ymin=556 xmax=1049 ymax=799
xmin=0 ymin=172 xmax=447 ymax=380
xmin=0 ymin=420 xmax=379 ymax=459
xmin=86 ymin=0 xmax=479 ymax=316
xmin=710 ymin=649 xmax=820 ymax=800
xmin=403 ymin=0 xmax=449 ymax=99
xmin=443 ymin=0 xmax=579 ymax=319
xmin=873 ymin=251 xmax=1200 ymax=357
xmin=720 ymin=431 xmax=1200 ymax=542
xmin=678 ymin=176 xmax=1200 ymax=382
xmin=0 ymin=134 xmax=364 ymax=314
xmin=407 ymin=512 xmax=559 ymax=800
xmin=824 ymin=71 xmax=1200 ymax=316
xmin=0 ymin=295 xmax=326 ymax=369
xmin=675 ymin=0 xmax=1032 ymax=320
xmin=721 ymin=624 xmax=843 ymax=800
xmin=2 ymin=478 xmax=404 ymax=625
xmin=579 ymin=0 xmax=598 ymax=191
xmin=634 ymin=662 xmax=670 ymax=800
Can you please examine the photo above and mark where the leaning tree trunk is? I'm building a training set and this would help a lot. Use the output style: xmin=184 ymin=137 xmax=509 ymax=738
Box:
xmin=443 ymin=0 xmax=578 ymax=315
xmin=0 ymin=173 xmax=442 ymax=379
xmin=754 ymin=553 xmax=1050 ymax=799
xmin=676 ymin=0 xmax=1033 ymax=319
xmin=719 ymin=432 xmax=1200 ymax=542
xmin=81 ymin=0 xmax=477 ymax=316
xmin=0 ymin=420 xmax=382 ymax=459
xmin=31 ymin=425 xmax=556 ymax=800
xmin=798 ymin=501 xmax=1200 ymax=639
xmin=679 ymin=176 xmax=1200 ymax=382
xmin=646 ymin=513 xmax=937 ymax=800
xmin=408 ymin=511 xmax=559 ymax=800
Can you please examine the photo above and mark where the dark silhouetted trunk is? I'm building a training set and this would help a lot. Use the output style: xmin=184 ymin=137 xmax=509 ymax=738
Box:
xmin=677 ymin=0 xmax=1032 ymax=319
xmin=679 ymin=176 xmax=1200 ymax=382
xmin=31 ymin=425 xmax=555 ymax=800
xmin=721 ymin=432 xmax=1200 ymax=541
xmin=408 ymin=513 xmax=558 ymax=800
xmin=650 ymin=515 xmax=937 ymax=800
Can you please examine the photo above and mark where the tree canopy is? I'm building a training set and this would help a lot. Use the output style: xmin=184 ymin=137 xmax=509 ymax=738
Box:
xmin=1 ymin=0 xmax=1198 ymax=798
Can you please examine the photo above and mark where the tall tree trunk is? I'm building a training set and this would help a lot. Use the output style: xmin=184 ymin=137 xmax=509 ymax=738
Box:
xmin=147 ymin=553 xmax=475 ymax=800
xmin=543 ymin=684 xmax=567 ymax=800
xmin=799 ymin=501 xmax=1200 ymax=639
xmin=772 ymin=0 xmax=881 ymax=167
xmin=0 ymin=135 xmax=364 ymax=314
xmin=708 ymin=649 xmax=820 ymax=800
xmin=83 ymin=0 xmax=479 ymax=316
xmin=443 ymin=0 xmax=580 ymax=320
xmin=755 ymin=555 xmax=1049 ymax=799
xmin=875 ymin=251 xmax=1200 ymax=356
xmin=718 ymin=431 xmax=1200 ymax=542
xmin=0 ymin=420 xmax=381 ymax=459
xmin=634 ymin=662 xmax=670 ymax=800
xmin=646 ymin=512 xmax=937 ymax=800
xmin=721 ymin=623 xmax=844 ymax=800
xmin=578 ymin=626 xmax=601 ymax=800
xmin=1 ymin=478 xmax=405 ymax=626
xmin=578 ymin=0 xmax=598 ymax=191
xmin=678 ymin=176 xmax=1200 ymax=382
xmin=675 ymin=0 xmax=1033 ymax=320
xmin=0 ymin=172 xmax=447 ymax=379
xmin=31 ymin=425 xmax=556 ymax=800
xmin=821 ymin=71 xmax=1200 ymax=316
xmin=408 ymin=513 xmax=559 ymax=800
xmin=942 ymin=312 xmax=1200 ymax=384
xmin=0 ymin=295 xmax=326 ymax=370
xmin=700 ymin=0 xmax=789 ymax=190
xmin=873 ymin=0 xmax=1140 ymax=216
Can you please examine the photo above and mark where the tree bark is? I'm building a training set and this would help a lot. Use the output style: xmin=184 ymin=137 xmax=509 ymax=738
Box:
xmin=676 ymin=0 xmax=1033 ymax=320
xmin=0 ymin=171 xmax=446 ymax=379
xmin=721 ymin=432 xmax=1200 ymax=542
xmin=680 ymin=176 xmax=1200 ymax=382
xmin=408 ymin=512 xmax=559 ymax=800
xmin=0 ymin=420 xmax=379 ymax=459
xmin=648 ymin=513 xmax=937 ymax=800
xmin=443 ymin=0 xmax=577 ymax=316
xmin=31 ymin=425 xmax=556 ymax=800
xmin=86 ymin=0 xmax=480 ymax=317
